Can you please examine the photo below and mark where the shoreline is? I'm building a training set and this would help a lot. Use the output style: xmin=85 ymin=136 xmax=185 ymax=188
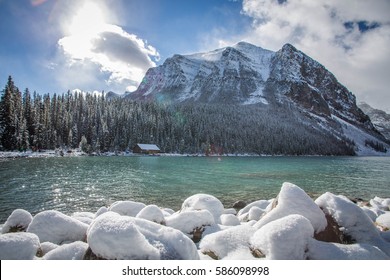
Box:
xmin=1 ymin=150 xmax=389 ymax=159
xmin=0 ymin=183 xmax=389 ymax=260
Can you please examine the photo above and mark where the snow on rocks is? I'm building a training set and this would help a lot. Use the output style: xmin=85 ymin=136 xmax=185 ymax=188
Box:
xmin=87 ymin=212 xmax=199 ymax=260
xmin=251 ymin=214 xmax=314 ymax=260
xmin=165 ymin=210 xmax=215 ymax=242
xmin=43 ymin=241 xmax=88 ymax=260
xmin=370 ymin=197 xmax=390 ymax=211
xmin=1 ymin=209 xmax=33 ymax=233
xmin=0 ymin=232 xmax=40 ymax=259
xmin=108 ymin=200 xmax=146 ymax=216
xmin=220 ymin=214 xmax=240 ymax=226
xmin=307 ymin=239 xmax=389 ymax=260
xmin=87 ymin=212 xmax=160 ymax=260
xmin=72 ymin=212 xmax=95 ymax=225
xmin=0 ymin=181 xmax=389 ymax=260
xmin=199 ymin=224 xmax=256 ymax=259
xmin=181 ymin=194 xmax=224 ymax=223
xmin=27 ymin=210 xmax=88 ymax=244
xmin=315 ymin=192 xmax=390 ymax=256
xmin=136 ymin=204 xmax=166 ymax=225
xmin=253 ymin=182 xmax=327 ymax=233
xmin=237 ymin=200 xmax=271 ymax=222
xmin=376 ymin=213 xmax=390 ymax=229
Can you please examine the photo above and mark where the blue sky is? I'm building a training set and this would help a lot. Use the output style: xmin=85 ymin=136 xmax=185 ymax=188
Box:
xmin=0 ymin=0 xmax=389 ymax=111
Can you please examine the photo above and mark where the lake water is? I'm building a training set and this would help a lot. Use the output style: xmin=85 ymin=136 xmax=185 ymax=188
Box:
xmin=1 ymin=156 xmax=390 ymax=222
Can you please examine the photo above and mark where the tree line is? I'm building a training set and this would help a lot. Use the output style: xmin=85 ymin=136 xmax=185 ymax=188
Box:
xmin=0 ymin=76 xmax=355 ymax=155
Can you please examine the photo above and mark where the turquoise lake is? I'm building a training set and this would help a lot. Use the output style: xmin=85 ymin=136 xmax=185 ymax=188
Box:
xmin=1 ymin=156 xmax=390 ymax=222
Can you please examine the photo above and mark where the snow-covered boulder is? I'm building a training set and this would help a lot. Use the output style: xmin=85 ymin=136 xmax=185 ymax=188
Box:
xmin=40 ymin=242 xmax=59 ymax=256
xmin=1 ymin=209 xmax=33 ymax=233
xmin=254 ymin=183 xmax=327 ymax=233
xmin=87 ymin=212 xmax=159 ymax=260
xmin=382 ymin=231 xmax=390 ymax=242
xmin=136 ymin=205 xmax=166 ymax=225
xmin=94 ymin=206 xmax=108 ymax=218
xmin=27 ymin=210 xmax=88 ymax=244
xmin=199 ymin=225 xmax=256 ymax=260
xmin=370 ymin=197 xmax=390 ymax=211
xmin=0 ymin=232 xmax=40 ymax=260
xmin=162 ymin=207 xmax=174 ymax=214
xmin=43 ymin=241 xmax=88 ymax=260
xmin=250 ymin=214 xmax=314 ymax=260
xmin=223 ymin=208 xmax=237 ymax=215
xmin=87 ymin=212 xmax=199 ymax=260
xmin=376 ymin=213 xmax=390 ymax=229
xmin=316 ymin=192 xmax=390 ymax=256
xmin=248 ymin=206 xmax=264 ymax=221
xmin=220 ymin=214 xmax=240 ymax=226
xmin=361 ymin=206 xmax=381 ymax=222
xmin=166 ymin=210 xmax=215 ymax=242
xmin=109 ymin=201 xmax=146 ymax=216
xmin=72 ymin=212 xmax=95 ymax=225
xmin=181 ymin=194 xmax=224 ymax=223
xmin=237 ymin=200 xmax=271 ymax=217
xmin=307 ymin=239 xmax=389 ymax=260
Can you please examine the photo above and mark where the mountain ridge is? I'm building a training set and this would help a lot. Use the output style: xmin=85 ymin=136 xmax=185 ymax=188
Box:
xmin=127 ymin=41 xmax=388 ymax=155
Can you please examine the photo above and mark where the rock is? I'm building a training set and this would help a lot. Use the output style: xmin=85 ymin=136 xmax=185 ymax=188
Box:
xmin=136 ymin=205 xmax=166 ymax=225
xmin=237 ymin=200 xmax=271 ymax=216
xmin=72 ymin=212 xmax=95 ymax=225
xmin=220 ymin=214 xmax=240 ymax=226
xmin=1 ymin=209 xmax=33 ymax=233
xmin=232 ymin=200 xmax=247 ymax=209
xmin=87 ymin=212 xmax=199 ymax=260
xmin=248 ymin=206 xmax=264 ymax=221
xmin=181 ymin=194 xmax=224 ymax=223
xmin=250 ymin=214 xmax=314 ymax=260
xmin=27 ymin=210 xmax=88 ymax=244
xmin=165 ymin=210 xmax=215 ymax=242
xmin=307 ymin=239 xmax=390 ymax=260
xmin=223 ymin=208 xmax=237 ymax=215
xmin=87 ymin=212 xmax=159 ymax=260
xmin=109 ymin=201 xmax=146 ymax=217
xmin=316 ymin=192 xmax=390 ymax=257
xmin=199 ymin=225 xmax=256 ymax=260
xmin=0 ymin=232 xmax=40 ymax=260
xmin=40 ymin=242 xmax=59 ymax=256
xmin=94 ymin=206 xmax=108 ymax=218
xmin=254 ymin=183 xmax=327 ymax=233
xmin=376 ymin=213 xmax=390 ymax=229
xmin=43 ymin=241 xmax=88 ymax=260
xmin=314 ymin=211 xmax=348 ymax=244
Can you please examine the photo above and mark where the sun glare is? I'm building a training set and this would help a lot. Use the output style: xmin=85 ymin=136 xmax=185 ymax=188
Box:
xmin=68 ymin=2 xmax=107 ymax=38
xmin=60 ymin=2 xmax=110 ymax=60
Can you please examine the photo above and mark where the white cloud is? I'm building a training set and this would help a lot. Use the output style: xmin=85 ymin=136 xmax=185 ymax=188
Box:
xmin=58 ymin=2 xmax=160 ymax=92
xmin=239 ymin=0 xmax=390 ymax=111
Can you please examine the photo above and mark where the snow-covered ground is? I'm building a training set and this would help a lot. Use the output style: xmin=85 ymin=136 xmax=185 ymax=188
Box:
xmin=0 ymin=182 xmax=389 ymax=260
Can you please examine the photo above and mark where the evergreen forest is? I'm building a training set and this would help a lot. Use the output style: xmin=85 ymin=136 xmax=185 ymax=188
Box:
xmin=0 ymin=76 xmax=355 ymax=155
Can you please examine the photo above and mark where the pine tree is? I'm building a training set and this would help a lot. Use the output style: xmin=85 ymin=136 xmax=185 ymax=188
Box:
xmin=0 ymin=76 xmax=19 ymax=150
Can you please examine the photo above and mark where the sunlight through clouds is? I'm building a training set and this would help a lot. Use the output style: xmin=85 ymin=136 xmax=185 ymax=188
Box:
xmin=57 ymin=1 xmax=160 ymax=92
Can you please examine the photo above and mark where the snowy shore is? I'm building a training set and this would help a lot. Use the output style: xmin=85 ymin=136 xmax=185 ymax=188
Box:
xmin=0 ymin=182 xmax=389 ymax=260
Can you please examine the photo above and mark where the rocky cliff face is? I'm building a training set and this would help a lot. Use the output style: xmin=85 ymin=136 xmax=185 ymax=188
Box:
xmin=359 ymin=102 xmax=390 ymax=141
xmin=128 ymin=42 xmax=389 ymax=155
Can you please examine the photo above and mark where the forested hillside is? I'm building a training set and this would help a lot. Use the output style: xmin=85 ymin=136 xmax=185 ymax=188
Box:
xmin=0 ymin=76 xmax=355 ymax=155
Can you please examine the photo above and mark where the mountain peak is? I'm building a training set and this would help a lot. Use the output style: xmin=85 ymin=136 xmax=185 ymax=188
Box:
xmin=281 ymin=43 xmax=298 ymax=52
xmin=127 ymin=41 xmax=388 ymax=154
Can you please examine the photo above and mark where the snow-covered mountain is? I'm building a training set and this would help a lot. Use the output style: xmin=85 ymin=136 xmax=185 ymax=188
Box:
xmin=359 ymin=102 xmax=390 ymax=141
xmin=128 ymin=42 xmax=389 ymax=155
